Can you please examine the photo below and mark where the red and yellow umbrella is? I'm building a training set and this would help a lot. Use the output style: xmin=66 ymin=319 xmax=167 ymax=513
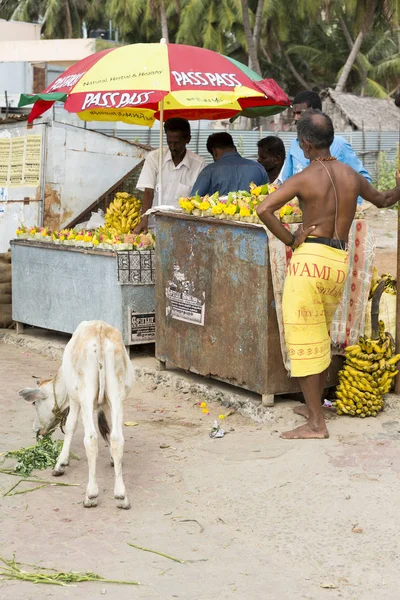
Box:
xmin=19 ymin=42 xmax=290 ymax=126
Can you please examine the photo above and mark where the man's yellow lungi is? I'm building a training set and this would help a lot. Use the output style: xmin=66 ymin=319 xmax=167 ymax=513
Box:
xmin=282 ymin=242 xmax=349 ymax=377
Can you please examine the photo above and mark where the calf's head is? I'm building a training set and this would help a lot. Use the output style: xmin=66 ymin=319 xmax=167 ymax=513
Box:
xmin=19 ymin=379 xmax=60 ymax=436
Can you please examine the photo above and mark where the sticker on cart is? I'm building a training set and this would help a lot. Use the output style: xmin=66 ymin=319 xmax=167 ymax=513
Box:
xmin=165 ymin=264 xmax=205 ymax=326
xmin=129 ymin=311 xmax=156 ymax=344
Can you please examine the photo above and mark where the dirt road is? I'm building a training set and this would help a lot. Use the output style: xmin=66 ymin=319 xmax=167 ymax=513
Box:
xmin=1 ymin=343 xmax=400 ymax=600
xmin=364 ymin=205 xmax=397 ymax=275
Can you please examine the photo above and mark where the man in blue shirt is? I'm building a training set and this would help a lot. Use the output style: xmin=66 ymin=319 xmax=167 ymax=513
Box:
xmin=280 ymin=91 xmax=371 ymax=205
xmin=191 ymin=132 xmax=267 ymax=196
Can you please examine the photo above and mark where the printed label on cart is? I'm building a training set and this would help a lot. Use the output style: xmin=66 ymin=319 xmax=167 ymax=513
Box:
xmin=166 ymin=289 xmax=205 ymax=325
xmin=129 ymin=311 xmax=156 ymax=343
xmin=165 ymin=264 xmax=205 ymax=326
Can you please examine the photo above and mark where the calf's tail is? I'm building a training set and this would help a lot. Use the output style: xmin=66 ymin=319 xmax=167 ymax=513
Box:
xmin=97 ymin=324 xmax=110 ymax=442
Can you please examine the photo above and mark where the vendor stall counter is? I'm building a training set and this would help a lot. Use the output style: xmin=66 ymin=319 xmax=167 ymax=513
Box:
xmin=154 ymin=212 xmax=342 ymax=406
xmin=11 ymin=240 xmax=155 ymax=347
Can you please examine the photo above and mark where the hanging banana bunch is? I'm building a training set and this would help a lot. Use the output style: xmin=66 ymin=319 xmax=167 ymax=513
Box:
xmin=369 ymin=272 xmax=397 ymax=298
xmin=334 ymin=320 xmax=399 ymax=417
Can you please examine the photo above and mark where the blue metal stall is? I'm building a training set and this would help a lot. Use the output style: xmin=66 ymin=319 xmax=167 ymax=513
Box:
xmin=11 ymin=240 xmax=155 ymax=346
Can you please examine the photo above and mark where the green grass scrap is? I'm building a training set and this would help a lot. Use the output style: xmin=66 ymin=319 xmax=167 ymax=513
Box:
xmin=0 ymin=556 xmax=139 ymax=586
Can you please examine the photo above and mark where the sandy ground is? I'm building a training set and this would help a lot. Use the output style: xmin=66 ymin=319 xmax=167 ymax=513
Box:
xmin=1 ymin=343 xmax=400 ymax=600
xmin=363 ymin=204 xmax=397 ymax=275
xmin=0 ymin=204 xmax=399 ymax=599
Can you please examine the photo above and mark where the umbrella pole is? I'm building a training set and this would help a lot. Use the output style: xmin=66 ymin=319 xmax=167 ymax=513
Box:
xmin=395 ymin=141 xmax=400 ymax=394
xmin=158 ymin=99 xmax=164 ymax=206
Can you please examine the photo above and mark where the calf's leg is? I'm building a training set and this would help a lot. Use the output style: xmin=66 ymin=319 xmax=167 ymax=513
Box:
xmin=110 ymin=397 xmax=130 ymax=510
xmin=53 ymin=400 xmax=80 ymax=476
xmin=80 ymin=393 xmax=99 ymax=507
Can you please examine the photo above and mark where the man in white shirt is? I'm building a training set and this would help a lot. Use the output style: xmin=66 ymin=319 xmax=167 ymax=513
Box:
xmin=135 ymin=118 xmax=206 ymax=233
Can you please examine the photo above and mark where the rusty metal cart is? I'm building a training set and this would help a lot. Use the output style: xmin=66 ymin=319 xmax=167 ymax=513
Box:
xmin=154 ymin=212 xmax=341 ymax=406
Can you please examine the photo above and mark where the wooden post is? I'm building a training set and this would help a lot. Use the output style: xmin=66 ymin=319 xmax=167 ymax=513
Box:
xmin=395 ymin=140 xmax=400 ymax=394
xmin=361 ymin=120 xmax=365 ymax=159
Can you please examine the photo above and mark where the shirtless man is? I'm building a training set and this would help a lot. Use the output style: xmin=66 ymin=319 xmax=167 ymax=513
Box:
xmin=257 ymin=110 xmax=400 ymax=439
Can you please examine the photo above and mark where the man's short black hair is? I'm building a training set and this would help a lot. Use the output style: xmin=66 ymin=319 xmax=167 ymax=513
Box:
xmin=257 ymin=136 xmax=286 ymax=162
xmin=292 ymin=90 xmax=322 ymax=110
xmin=164 ymin=118 xmax=191 ymax=137
xmin=206 ymin=132 xmax=235 ymax=154
xmin=297 ymin=109 xmax=334 ymax=150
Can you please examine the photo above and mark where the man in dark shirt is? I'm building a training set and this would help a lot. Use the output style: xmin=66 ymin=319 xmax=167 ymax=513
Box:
xmin=191 ymin=132 xmax=267 ymax=196
xmin=257 ymin=136 xmax=286 ymax=184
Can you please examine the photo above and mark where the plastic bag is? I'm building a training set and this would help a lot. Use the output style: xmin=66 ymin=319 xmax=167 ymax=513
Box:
xmin=86 ymin=209 xmax=105 ymax=230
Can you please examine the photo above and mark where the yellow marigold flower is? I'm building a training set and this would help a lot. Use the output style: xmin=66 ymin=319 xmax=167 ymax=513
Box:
xmin=279 ymin=205 xmax=293 ymax=218
xmin=224 ymin=204 xmax=237 ymax=216
xmin=240 ymin=207 xmax=251 ymax=217
xmin=200 ymin=402 xmax=207 ymax=408
xmin=218 ymin=414 xmax=225 ymax=419
xmin=199 ymin=201 xmax=210 ymax=211
xmin=202 ymin=409 xmax=209 ymax=414
xmin=179 ymin=198 xmax=194 ymax=213
xmin=92 ymin=239 xmax=99 ymax=246
xmin=67 ymin=232 xmax=75 ymax=240
xmin=252 ymin=186 xmax=262 ymax=197
xmin=185 ymin=201 xmax=194 ymax=212
xmin=211 ymin=203 xmax=224 ymax=215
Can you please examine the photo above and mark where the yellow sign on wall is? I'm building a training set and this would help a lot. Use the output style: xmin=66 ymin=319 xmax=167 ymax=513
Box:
xmin=24 ymin=136 xmax=42 ymax=186
xmin=0 ymin=139 xmax=11 ymax=187
xmin=0 ymin=135 xmax=42 ymax=187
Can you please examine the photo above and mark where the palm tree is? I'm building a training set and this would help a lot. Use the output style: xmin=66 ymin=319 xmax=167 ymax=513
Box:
xmin=0 ymin=0 xmax=24 ymax=19
xmin=9 ymin=0 xmax=89 ymax=38
xmin=240 ymin=0 xmax=263 ymax=74
xmin=285 ymin=15 xmax=399 ymax=97
xmin=254 ymin=0 xmax=323 ymax=88
xmin=334 ymin=0 xmax=399 ymax=92
xmin=107 ymin=0 xmax=181 ymax=43
xmin=176 ymin=0 xmax=243 ymax=54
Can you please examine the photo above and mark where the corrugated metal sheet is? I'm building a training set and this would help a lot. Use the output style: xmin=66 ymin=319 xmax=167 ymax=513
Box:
xmin=96 ymin=127 xmax=399 ymax=180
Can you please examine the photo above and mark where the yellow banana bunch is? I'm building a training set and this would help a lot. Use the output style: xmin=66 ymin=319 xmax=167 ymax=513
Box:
xmin=369 ymin=272 xmax=397 ymax=298
xmin=334 ymin=320 xmax=399 ymax=417
xmin=104 ymin=193 xmax=142 ymax=235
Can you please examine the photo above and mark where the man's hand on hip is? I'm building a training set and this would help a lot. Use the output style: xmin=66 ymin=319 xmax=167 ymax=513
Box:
xmin=292 ymin=224 xmax=316 ymax=249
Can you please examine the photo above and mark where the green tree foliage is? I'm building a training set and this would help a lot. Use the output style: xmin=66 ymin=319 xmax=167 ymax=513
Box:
xmin=375 ymin=151 xmax=398 ymax=191
xmin=1 ymin=0 xmax=399 ymax=100
xmin=5 ymin=0 xmax=89 ymax=38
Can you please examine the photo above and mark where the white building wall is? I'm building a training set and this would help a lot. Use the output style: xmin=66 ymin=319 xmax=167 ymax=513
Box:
xmin=0 ymin=19 xmax=41 ymax=41
xmin=0 ymin=118 xmax=149 ymax=251
xmin=0 ymin=62 xmax=33 ymax=95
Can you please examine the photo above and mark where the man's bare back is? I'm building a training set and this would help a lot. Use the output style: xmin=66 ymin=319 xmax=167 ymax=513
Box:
xmin=258 ymin=153 xmax=399 ymax=249
xmin=296 ymin=160 xmax=358 ymax=242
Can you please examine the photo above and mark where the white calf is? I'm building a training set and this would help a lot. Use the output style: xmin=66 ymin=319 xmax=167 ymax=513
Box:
xmin=19 ymin=320 xmax=134 ymax=509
